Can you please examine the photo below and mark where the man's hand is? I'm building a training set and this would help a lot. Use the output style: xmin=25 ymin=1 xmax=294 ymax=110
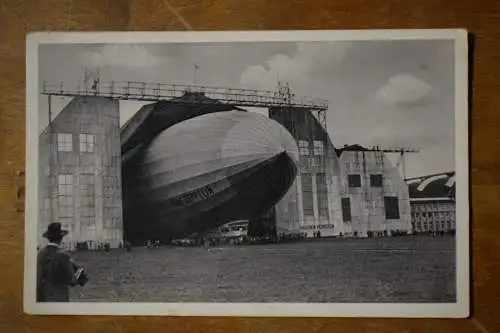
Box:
xmin=74 ymin=267 xmax=84 ymax=280
xmin=73 ymin=266 xmax=89 ymax=287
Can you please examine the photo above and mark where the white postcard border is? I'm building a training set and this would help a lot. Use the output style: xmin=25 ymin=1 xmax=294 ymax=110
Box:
xmin=24 ymin=29 xmax=470 ymax=317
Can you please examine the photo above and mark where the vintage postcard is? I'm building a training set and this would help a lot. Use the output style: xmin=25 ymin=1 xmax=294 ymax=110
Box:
xmin=24 ymin=29 xmax=469 ymax=317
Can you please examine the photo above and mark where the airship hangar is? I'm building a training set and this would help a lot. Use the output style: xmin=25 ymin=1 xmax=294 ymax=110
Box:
xmin=38 ymin=74 xmax=421 ymax=249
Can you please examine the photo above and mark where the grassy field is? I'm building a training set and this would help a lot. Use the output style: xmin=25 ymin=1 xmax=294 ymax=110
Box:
xmin=69 ymin=235 xmax=456 ymax=303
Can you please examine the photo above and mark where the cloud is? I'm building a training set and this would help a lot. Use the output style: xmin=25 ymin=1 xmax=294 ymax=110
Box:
xmin=375 ymin=74 xmax=432 ymax=106
xmin=240 ymin=42 xmax=349 ymax=91
xmin=80 ymin=44 xmax=163 ymax=69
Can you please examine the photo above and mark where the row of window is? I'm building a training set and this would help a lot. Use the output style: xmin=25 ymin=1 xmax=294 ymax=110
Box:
xmin=57 ymin=174 xmax=95 ymax=194
xmin=56 ymin=133 xmax=95 ymax=153
xmin=419 ymin=219 xmax=455 ymax=225
xmin=301 ymin=172 xmax=329 ymax=220
xmin=412 ymin=203 xmax=455 ymax=212
xmin=57 ymin=174 xmax=94 ymax=219
xmin=43 ymin=203 xmax=96 ymax=219
xmin=54 ymin=173 xmax=119 ymax=197
xmin=43 ymin=206 xmax=122 ymax=226
xmin=300 ymin=156 xmax=322 ymax=169
xmin=298 ymin=140 xmax=324 ymax=156
xmin=413 ymin=221 xmax=455 ymax=232
xmin=301 ymin=172 xmax=328 ymax=185
xmin=302 ymin=196 xmax=329 ymax=218
xmin=341 ymin=196 xmax=400 ymax=222
xmin=300 ymin=173 xmax=397 ymax=221
xmin=348 ymin=174 xmax=383 ymax=188
xmin=412 ymin=211 xmax=455 ymax=218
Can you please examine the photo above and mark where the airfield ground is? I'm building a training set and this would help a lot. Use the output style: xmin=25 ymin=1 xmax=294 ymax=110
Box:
xmin=69 ymin=235 xmax=456 ymax=303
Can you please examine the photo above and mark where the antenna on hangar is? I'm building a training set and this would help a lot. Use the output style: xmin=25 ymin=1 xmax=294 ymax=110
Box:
xmin=192 ymin=63 xmax=199 ymax=86
xmin=83 ymin=67 xmax=101 ymax=94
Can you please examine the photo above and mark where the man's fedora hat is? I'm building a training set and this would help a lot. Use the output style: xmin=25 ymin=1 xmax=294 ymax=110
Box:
xmin=43 ymin=222 xmax=69 ymax=239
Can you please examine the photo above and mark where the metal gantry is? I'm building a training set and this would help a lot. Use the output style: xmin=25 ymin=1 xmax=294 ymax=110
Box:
xmin=41 ymin=79 xmax=329 ymax=111
xmin=340 ymin=145 xmax=420 ymax=180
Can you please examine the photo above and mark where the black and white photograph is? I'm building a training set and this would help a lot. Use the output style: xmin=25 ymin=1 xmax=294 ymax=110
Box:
xmin=24 ymin=30 xmax=469 ymax=317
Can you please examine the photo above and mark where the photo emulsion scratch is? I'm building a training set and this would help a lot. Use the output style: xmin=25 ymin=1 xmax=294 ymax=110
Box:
xmin=24 ymin=30 xmax=469 ymax=317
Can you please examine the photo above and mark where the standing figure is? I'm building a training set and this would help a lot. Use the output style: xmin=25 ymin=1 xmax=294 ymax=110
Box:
xmin=36 ymin=223 xmax=85 ymax=302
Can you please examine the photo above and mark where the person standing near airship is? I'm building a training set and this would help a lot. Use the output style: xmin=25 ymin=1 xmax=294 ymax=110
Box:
xmin=37 ymin=223 xmax=88 ymax=302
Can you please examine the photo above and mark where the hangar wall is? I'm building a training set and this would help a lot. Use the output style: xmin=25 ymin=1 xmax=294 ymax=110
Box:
xmin=336 ymin=147 xmax=412 ymax=237
xmin=38 ymin=96 xmax=123 ymax=249
xmin=269 ymin=106 xmax=342 ymax=238
xmin=251 ymin=106 xmax=412 ymax=239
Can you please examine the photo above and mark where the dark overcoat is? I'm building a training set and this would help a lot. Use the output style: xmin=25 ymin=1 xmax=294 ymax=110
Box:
xmin=36 ymin=244 xmax=77 ymax=302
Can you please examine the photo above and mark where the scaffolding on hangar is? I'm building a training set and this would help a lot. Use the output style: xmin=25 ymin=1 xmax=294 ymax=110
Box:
xmin=41 ymin=77 xmax=331 ymax=172
xmin=41 ymin=75 xmax=329 ymax=130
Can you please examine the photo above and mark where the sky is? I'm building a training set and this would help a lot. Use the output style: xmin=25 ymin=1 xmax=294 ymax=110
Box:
xmin=38 ymin=39 xmax=456 ymax=178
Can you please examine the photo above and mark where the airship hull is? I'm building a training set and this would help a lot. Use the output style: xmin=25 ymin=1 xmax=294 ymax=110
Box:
xmin=122 ymin=110 xmax=299 ymax=244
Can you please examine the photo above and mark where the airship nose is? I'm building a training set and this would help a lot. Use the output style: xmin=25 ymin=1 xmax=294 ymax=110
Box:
xmin=221 ymin=111 xmax=300 ymax=165
xmin=124 ymin=110 xmax=300 ymax=243
xmin=281 ymin=147 xmax=299 ymax=164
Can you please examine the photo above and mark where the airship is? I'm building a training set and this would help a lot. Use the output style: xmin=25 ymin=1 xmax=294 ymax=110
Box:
xmin=121 ymin=96 xmax=299 ymax=245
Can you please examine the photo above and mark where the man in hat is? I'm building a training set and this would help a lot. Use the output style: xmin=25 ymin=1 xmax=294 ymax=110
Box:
xmin=37 ymin=222 xmax=81 ymax=302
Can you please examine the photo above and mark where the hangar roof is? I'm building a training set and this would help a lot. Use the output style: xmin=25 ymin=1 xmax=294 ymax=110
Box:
xmin=406 ymin=171 xmax=455 ymax=200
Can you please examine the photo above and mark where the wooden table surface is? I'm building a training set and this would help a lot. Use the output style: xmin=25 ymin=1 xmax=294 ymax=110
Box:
xmin=1 ymin=0 xmax=499 ymax=332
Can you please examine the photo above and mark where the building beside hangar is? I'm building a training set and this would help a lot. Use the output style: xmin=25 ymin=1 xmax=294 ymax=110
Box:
xmin=38 ymin=96 xmax=123 ymax=249
xmin=406 ymin=172 xmax=456 ymax=234
xmin=266 ymin=105 xmax=342 ymax=238
xmin=333 ymin=145 xmax=412 ymax=237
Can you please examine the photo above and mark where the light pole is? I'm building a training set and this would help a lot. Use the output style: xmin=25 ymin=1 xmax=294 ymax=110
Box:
xmin=193 ymin=63 xmax=199 ymax=85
